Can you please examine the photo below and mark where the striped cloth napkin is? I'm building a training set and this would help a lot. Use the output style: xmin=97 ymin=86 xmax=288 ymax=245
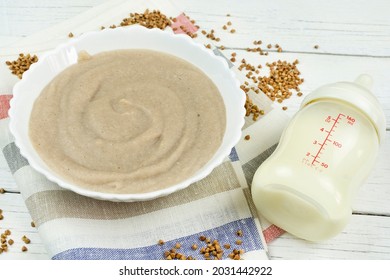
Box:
xmin=0 ymin=0 xmax=289 ymax=260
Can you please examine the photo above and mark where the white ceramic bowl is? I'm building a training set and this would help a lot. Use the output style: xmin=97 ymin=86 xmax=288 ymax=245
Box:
xmin=9 ymin=26 xmax=245 ymax=202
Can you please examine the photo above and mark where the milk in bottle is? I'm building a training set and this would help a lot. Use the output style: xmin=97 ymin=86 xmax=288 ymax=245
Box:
xmin=251 ymin=75 xmax=386 ymax=241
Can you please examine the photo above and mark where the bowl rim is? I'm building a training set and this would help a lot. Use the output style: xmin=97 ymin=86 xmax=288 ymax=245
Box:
xmin=9 ymin=25 xmax=245 ymax=202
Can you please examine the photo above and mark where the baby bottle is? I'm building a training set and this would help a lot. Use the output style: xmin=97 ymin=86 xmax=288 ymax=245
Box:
xmin=251 ymin=74 xmax=386 ymax=241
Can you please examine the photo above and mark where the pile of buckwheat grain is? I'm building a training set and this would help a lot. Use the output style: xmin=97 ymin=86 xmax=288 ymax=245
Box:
xmin=190 ymin=14 xmax=305 ymax=119
xmin=5 ymin=53 xmax=38 ymax=79
xmin=158 ymin=229 xmax=246 ymax=260
xmin=117 ymin=9 xmax=171 ymax=30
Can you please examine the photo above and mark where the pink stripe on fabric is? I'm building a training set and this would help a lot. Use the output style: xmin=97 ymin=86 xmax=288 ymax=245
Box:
xmin=171 ymin=13 xmax=198 ymax=34
xmin=262 ymin=224 xmax=285 ymax=243
xmin=0 ymin=95 xmax=12 ymax=119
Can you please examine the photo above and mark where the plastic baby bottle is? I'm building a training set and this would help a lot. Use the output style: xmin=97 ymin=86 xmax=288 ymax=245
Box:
xmin=251 ymin=74 xmax=386 ymax=241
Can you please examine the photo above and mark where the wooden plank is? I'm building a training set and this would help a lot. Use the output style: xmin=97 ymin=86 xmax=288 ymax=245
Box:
xmin=355 ymin=131 xmax=390 ymax=215
xmin=213 ymin=49 xmax=390 ymax=121
xmin=268 ymin=214 xmax=390 ymax=259
xmin=2 ymin=1 xmax=390 ymax=118
xmin=2 ymin=0 xmax=390 ymax=57
xmin=0 ymin=0 xmax=106 ymax=37
xmin=179 ymin=0 xmax=390 ymax=56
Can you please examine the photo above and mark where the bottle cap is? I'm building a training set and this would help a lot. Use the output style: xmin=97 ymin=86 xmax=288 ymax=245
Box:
xmin=301 ymin=74 xmax=386 ymax=143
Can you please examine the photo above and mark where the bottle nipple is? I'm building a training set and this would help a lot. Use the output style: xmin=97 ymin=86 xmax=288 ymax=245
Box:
xmin=354 ymin=74 xmax=373 ymax=90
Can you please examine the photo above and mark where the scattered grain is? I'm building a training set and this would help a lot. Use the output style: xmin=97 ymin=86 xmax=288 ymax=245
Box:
xmin=244 ymin=94 xmax=264 ymax=121
xmin=22 ymin=235 xmax=31 ymax=244
xmin=202 ymin=28 xmax=220 ymax=42
xmin=68 ymin=32 xmax=74 ymax=38
xmin=21 ymin=246 xmax=28 ymax=252
xmin=0 ymin=188 xmax=5 ymax=194
xmin=158 ymin=239 xmax=165 ymax=245
xmin=244 ymin=135 xmax=250 ymax=141
xmin=172 ymin=14 xmax=199 ymax=38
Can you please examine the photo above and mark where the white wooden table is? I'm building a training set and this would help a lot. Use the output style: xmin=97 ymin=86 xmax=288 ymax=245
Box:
xmin=0 ymin=0 xmax=389 ymax=260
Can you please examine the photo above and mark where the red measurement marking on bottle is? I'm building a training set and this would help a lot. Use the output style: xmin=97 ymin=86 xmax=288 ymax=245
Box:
xmin=311 ymin=113 xmax=346 ymax=166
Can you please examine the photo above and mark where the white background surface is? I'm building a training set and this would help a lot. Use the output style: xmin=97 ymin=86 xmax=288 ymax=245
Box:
xmin=0 ymin=0 xmax=389 ymax=259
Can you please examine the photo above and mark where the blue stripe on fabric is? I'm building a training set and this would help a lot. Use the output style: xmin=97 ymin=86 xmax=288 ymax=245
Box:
xmin=52 ymin=218 xmax=263 ymax=260
xmin=228 ymin=147 xmax=239 ymax=162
